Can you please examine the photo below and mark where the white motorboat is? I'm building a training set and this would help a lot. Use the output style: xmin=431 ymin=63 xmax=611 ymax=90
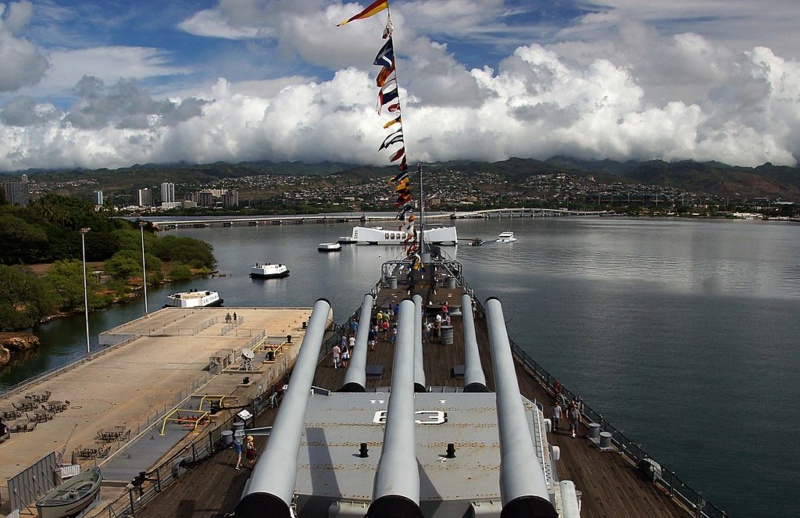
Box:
xmin=36 ymin=467 xmax=102 ymax=518
xmin=337 ymin=236 xmax=358 ymax=244
xmin=496 ymin=231 xmax=517 ymax=243
xmin=250 ymin=263 xmax=290 ymax=279
xmin=164 ymin=289 xmax=223 ymax=308
xmin=318 ymin=242 xmax=342 ymax=252
xmin=348 ymin=225 xmax=458 ymax=246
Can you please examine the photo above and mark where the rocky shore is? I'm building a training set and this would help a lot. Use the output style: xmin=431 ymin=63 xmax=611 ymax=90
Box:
xmin=0 ymin=333 xmax=40 ymax=368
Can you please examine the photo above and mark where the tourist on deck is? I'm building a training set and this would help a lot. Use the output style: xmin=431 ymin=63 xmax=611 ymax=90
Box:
xmin=341 ymin=346 xmax=350 ymax=368
xmin=552 ymin=401 xmax=562 ymax=431
xmin=569 ymin=403 xmax=580 ymax=438
xmin=233 ymin=435 xmax=243 ymax=470
xmin=332 ymin=344 xmax=341 ymax=369
xmin=424 ymin=321 xmax=432 ymax=342
xmin=368 ymin=325 xmax=377 ymax=351
xmin=245 ymin=436 xmax=257 ymax=466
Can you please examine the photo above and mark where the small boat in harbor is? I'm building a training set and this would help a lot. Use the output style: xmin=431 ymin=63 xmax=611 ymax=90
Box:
xmin=164 ymin=289 xmax=223 ymax=308
xmin=36 ymin=467 xmax=102 ymax=518
xmin=318 ymin=242 xmax=342 ymax=252
xmin=249 ymin=263 xmax=290 ymax=279
xmin=496 ymin=231 xmax=517 ymax=243
xmin=337 ymin=236 xmax=358 ymax=244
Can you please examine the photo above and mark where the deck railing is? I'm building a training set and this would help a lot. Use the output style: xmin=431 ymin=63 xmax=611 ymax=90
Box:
xmin=507 ymin=336 xmax=728 ymax=518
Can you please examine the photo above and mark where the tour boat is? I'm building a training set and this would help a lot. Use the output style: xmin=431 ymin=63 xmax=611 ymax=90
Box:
xmin=496 ymin=231 xmax=517 ymax=243
xmin=318 ymin=242 xmax=342 ymax=252
xmin=164 ymin=289 xmax=223 ymax=308
xmin=250 ymin=263 xmax=290 ymax=279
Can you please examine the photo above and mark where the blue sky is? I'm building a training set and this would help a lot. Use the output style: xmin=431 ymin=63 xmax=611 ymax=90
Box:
xmin=1 ymin=0 xmax=800 ymax=171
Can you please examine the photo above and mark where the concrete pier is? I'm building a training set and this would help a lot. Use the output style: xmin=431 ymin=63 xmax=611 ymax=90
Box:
xmin=0 ymin=306 xmax=322 ymax=515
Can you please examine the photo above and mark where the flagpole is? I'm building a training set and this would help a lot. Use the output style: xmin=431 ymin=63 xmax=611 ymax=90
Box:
xmin=380 ymin=10 xmax=418 ymax=249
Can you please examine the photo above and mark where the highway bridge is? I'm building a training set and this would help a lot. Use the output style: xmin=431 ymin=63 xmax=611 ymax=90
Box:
xmin=146 ymin=208 xmax=612 ymax=230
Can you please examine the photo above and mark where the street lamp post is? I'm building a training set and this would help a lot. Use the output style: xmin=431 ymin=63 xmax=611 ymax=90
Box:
xmin=140 ymin=222 xmax=148 ymax=314
xmin=80 ymin=227 xmax=91 ymax=355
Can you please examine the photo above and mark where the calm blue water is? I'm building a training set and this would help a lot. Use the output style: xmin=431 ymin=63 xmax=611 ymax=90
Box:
xmin=3 ymin=217 xmax=799 ymax=517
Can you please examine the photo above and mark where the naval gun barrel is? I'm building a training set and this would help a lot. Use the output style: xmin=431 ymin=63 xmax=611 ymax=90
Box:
xmin=485 ymin=297 xmax=557 ymax=518
xmin=341 ymin=293 xmax=374 ymax=392
xmin=235 ymin=298 xmax=331 ymax=518
xmin=412 ymin=294 xmax=426 ymax=392
xmin=368 ymin=300 xmax=423 ymax=518
xmin=461 ymin=293 xmax=487 ymax=392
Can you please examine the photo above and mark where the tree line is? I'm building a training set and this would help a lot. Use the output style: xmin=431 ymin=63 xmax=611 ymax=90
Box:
xmin=0 ymin=194 xmax=216 ymax=331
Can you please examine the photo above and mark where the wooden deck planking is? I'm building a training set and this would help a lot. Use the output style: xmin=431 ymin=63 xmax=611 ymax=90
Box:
xmin=134 ymin=287 xmax=688 ymax=518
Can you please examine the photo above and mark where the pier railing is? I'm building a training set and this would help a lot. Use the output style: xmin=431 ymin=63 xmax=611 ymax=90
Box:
xmin=507 ymin=337 xmax=728 ymax=518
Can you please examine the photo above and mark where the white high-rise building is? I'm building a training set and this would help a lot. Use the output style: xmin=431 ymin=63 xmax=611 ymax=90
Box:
xmin=160 ymin=182 xmax=175 ymax=204
xmin=93 ymin=191 xmax=103 ymax=205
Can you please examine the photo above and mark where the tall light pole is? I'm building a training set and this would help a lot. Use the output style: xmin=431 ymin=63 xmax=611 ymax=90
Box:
xmin=80 ymin=227 xmax=91 ymax=355
xmin=140 ymin=221 xmax=148 ymax=314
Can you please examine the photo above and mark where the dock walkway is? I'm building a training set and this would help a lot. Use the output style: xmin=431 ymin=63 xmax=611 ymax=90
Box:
xmin=0 ymin=306 xmax=314 ymax=517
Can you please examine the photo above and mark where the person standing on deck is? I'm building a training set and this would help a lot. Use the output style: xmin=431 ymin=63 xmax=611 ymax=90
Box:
xmin=552 ymin=401 xmax=562 ymax=431
xmin=332 ymin=344 xmax=341 ymax=369
xmin=245 ymin=436 xmax=256 ymax=466
xmin=569 ymin=403 xmax=580 ymax=438
xmin=233 ymin=435 xmax=243 ymax=470
xmin=368 ymin=325 xmax=377 ymax=351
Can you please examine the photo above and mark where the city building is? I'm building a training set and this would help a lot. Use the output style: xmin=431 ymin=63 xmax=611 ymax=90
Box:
xmin=4 ymin=176 xmax=30 ymax=205
xmin=161 ymin=182 xmax=175 ymax=204
xmin=161 ymin=182 xmax=176 ymax=209
xmin=93 ymin=190 xmax=104 ymax=206
xmin=222 ymin=190 xmax=239 ymax=207
xmin=137 ymin=188 xmax=153 ymax=207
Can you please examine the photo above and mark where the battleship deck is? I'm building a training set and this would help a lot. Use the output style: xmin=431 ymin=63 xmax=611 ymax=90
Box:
xmin=131 ymin=285 xmax=690 ymax=518
xmin=0 ymin=306 xmax=314 ymax=517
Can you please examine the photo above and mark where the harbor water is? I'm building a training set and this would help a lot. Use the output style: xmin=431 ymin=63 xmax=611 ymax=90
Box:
xmin=3 ymin=216 xmax=799 ymax=517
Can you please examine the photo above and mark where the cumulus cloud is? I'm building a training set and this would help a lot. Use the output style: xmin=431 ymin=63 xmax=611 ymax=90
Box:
xmin=1 ymin=0 xmax=800 ymax=170
xmin=0 ymin=1 xmax=49 ymax=92
xmin=0 ymin=96 xmax=61 ymax=126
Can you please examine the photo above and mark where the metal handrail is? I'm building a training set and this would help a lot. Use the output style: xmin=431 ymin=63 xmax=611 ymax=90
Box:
xmin=506 ymin=336 xmax=728 ymax=518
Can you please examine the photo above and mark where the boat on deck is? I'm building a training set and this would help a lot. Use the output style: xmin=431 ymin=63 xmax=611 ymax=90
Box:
xmin=318 ymin=242 xmax=342 ymax=252
xmin=249 ymin=263 xmax=290 ymax=279
xmin=348 ymin=225 xmax=458 ymax=246
xmin=496 ymin=231 xmax=517 ymax=243
xmin=164 ymin=289 xmax=223 ymax=308
xmin=35 ymin=467 xmax=102 ymax=518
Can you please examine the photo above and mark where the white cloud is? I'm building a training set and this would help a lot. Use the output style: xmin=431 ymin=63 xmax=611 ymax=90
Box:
xmin=177 ymin=8 xmax=263 ymax=40
xmin=0 ymin=1 xmax=49 ymax=92
xmin=2 ymin=0 xmax=800 ymax=170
